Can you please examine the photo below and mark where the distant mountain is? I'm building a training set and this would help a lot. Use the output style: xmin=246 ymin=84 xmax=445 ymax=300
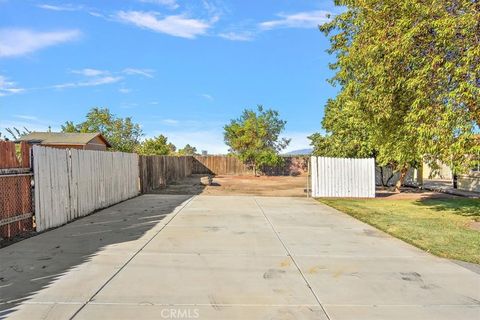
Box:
xmin=284 ymin=148 xmax=312 ymax=155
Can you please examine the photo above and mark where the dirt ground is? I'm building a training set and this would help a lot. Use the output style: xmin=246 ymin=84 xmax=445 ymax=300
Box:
xmin=157 ymin=174 xmax=309 ymax=197
xmin=155 ymin=174 xmax=457 ymax=199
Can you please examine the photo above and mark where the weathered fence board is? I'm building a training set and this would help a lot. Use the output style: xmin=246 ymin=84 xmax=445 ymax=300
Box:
xmin=0 ymin=141 xmax=30 ymax=169
xmin=192 ymin=156 xmax=251 ymax=175
xmin=192 ymin=156 xmax=308 ymax=176
xmin=33 ymin=146 xmax=139 ymax=232
xmin=0 ymin=141 xmax=33 ymax=240
xmin=139 ymin=155 xmax=192 ymax=193
xmin=311 ymin=157 xmax=375 ymax=198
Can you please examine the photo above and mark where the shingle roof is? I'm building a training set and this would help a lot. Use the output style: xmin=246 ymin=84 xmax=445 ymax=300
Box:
xmin=16 ymin=132 xmax=111 ymax=147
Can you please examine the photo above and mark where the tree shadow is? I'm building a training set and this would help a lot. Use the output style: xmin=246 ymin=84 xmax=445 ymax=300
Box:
xmin=0 ymin=194 xmax=192 ymax=316
xmin=375 ymin=186 xmax=457 ymax=199
xmin=414 ymin=198 xmax=480 ymax=219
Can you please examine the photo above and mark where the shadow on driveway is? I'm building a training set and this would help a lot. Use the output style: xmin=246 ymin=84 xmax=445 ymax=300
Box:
xmin=0 ymin=194 xmax=192 ymax=317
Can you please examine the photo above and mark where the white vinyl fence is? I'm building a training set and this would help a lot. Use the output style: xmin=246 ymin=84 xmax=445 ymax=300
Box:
xmin=310 ymin=157 xmax=376 ymax=198
xmin=33 ymin=146 xmax=139 ymax=231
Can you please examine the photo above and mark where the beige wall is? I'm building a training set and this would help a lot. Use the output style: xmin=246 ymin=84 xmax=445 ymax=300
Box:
xmin=422 ymin=161 xmax=453 ymax=180
xmin=458 ymin=173 xmax=480 ymax=193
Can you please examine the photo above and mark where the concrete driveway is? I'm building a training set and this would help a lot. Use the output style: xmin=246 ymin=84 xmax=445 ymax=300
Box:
xmin=1 ymin=195 xmax=479 ymax=319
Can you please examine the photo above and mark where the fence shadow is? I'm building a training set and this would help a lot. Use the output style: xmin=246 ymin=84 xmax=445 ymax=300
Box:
xmin=191 ymin=157 xmax=215 ymax=175
xmin=144 ymin=174 xmax=215 ymax=195
xmin=0 ymin=194 xmax=192 ymax=316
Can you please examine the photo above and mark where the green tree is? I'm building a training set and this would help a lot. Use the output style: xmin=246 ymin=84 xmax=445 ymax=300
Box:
xmin=318 ymin=0 xmax=479 ymax=190
xmin=178 ymin=144 xmax=198 ymax=156
xmin=309 ymin=100 xmax=376 ymax=158
xmin=137 ymin=135 xmax=176 ymax=156
xmin=62 ymin=107 xmax=143 ymax=152
xmin=224 ymin=105 xmax=290 ymax=175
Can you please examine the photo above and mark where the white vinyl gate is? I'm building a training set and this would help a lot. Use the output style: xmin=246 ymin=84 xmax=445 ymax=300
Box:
xmin=310 ymin=157 xmax=375 ymax=198
xmin=33 ymin=146 xmax=139 ymax=231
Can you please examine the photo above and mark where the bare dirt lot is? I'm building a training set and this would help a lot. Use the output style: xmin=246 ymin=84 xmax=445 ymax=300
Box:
xmin=156 ymin=174 xmax=309 ymax=197
xmin=155 ymin=175 xmax=458 ymax=200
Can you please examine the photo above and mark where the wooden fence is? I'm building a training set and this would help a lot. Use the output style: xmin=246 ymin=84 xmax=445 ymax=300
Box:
xmin=139 ymin=155 xmax=192 ymax=193
xmin=192 ymin=156 xmax=251 ymax=175
xmin=311 ymin=157 xmax=376 ymax=198
xmin=0 ymin=141 xmax=33 ymax=240
xmin=33 ymin=146 xmax=139 ymax=232
xmin=192 ymin=156 xmax=308 ymax=176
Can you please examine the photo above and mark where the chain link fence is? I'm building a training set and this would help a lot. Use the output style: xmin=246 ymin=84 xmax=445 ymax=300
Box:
xmin=0 ymin=173 xmax=34 ymax=242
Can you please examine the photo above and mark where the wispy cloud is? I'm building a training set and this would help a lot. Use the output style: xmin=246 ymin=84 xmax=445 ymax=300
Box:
xmin=71 ymin=68 xmax=108 ymax=77
xmin=88 ymin=11 xmax=104 ymax=18
xmin=123 ymin=68 xmax=154 ymax=78
xmin=119 ymin=102 xmax=139 ymax=109
xmin=48 ymin=67 xmax=154 ymax=91
xmin=200 ymin=0 xmax=226 ymax=18
xmin=259 ymin=10 xmax=332 ymax=30
xmin=0 ymin=75 xmax=24 ymax=96
xmin=0 ymin=65 xmax=155 ymax=95
xmin=139 ymin=0 xmax=179 ymax=10
xmin=201 ymin=93 xmax=214 ymax=101
xmin=37 ymin=4 xmax=83 ymax=11
xmin=218 ymin=31 xmax=254 ymax=41
xmin=115 ymin=11 xmax=214 ymax=39
xmin=162 ymin=119 xmax=180 ymax=125
xmin=119 ymin=88 xmax=131 ymax=94
xmin=37 ymin=3 xmax=104 ymax=18
xmin=217 ymin=10 xmax=332 ymax=41
xmin=52 ymin=76 xmax=122 ymax=89
xmin=0 ymin=28 xmax=81 ymax=58
xmin=14 ymin=114 xmax=38 ymax=121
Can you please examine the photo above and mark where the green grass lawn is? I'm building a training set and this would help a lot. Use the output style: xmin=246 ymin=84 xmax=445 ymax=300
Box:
xmin=318 ymin=197 xmax=480 ymax=264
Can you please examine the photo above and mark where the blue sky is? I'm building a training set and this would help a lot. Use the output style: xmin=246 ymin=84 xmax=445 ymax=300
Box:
xmin=0 ymin=0 xmax=340 ymax=153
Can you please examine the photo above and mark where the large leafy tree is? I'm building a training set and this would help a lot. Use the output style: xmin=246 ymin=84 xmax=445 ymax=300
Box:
xmin=316 ymin=0 xmax=479 ymax=189
xmin=62 ymin=107 xmax=143 ymax=152
xmin=137 ymin=135 xmax=176 ymax=156
xmin=309 ymin=100 xmax=375 ymax=158
xmin=224 ymin=105 xmax=290 ymax=175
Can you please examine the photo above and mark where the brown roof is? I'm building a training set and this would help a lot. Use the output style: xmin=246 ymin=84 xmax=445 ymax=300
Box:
xmin=16 ymin=132 xmax=111 ymax=147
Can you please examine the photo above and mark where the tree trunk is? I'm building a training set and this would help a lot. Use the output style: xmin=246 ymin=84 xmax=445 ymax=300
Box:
xmin=379 ymin=166 xmax=386 ymax=186
xmin=395 ymin=165 xmax=409 ymax=192
xmin=385 ymin=172 xmax=395 ymax=187
xmin=381 ymin=165 xmax=395 ymax=187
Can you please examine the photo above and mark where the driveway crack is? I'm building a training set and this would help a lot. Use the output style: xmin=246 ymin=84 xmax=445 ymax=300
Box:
xmin=253 ymin=197 xmax=331 ymax=320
